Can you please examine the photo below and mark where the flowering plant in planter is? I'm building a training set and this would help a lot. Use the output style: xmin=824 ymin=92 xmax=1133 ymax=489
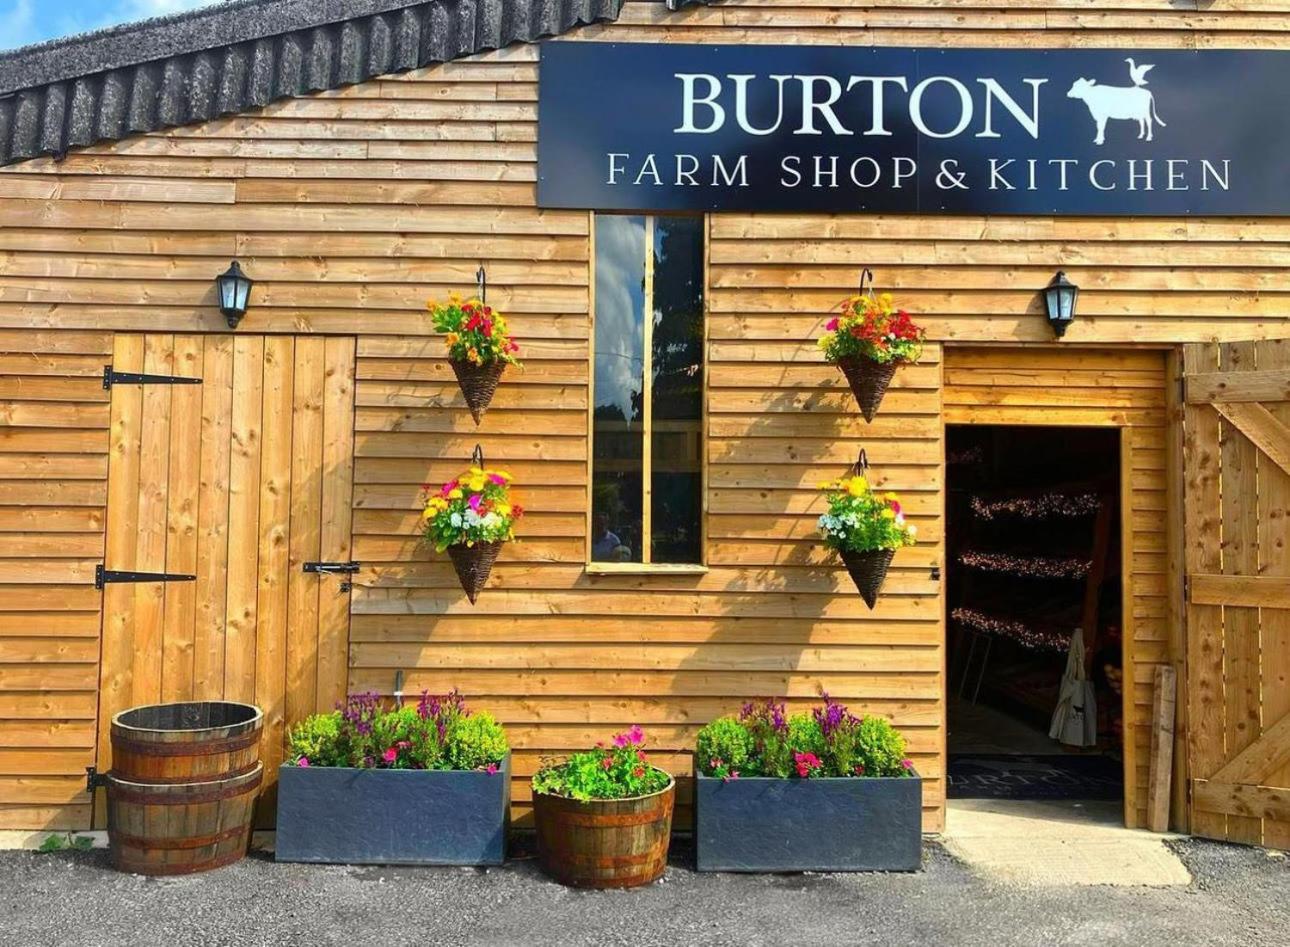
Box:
xmin=817 ymin=291 xmax=925 ymax=421
xmin=421 ymin=466 xmax=523 ymax=603
xmin=817 ymin=473 xmax=917 ymax=607
xmin=531 ymin=727 xmax=676 ymax=889
xmin=696 ymin=696 xmax=914 ymax=781
xmin=287 ymin=690 xmax=508 ymax=772
xmin=692 ymin=698 xmax=922 ymax=873
xmin=277 ymin=692 xmax=512 ymax=867
xmin=428 ymin=292 xmax=521 ymax=423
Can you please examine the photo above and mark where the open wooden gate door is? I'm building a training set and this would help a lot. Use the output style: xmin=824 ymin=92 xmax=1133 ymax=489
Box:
xmin=93 ymin=334 xmax=356 ymax=824
xmin=1183 ymin=340 xmax=1290 ymax=849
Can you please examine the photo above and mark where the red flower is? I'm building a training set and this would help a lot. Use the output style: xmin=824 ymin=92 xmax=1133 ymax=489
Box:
xmin=793 ymin=751 xmax=822 ymax=778
xmin=632 ymin=767 xmax=645 ymax=778
xmin=601 ymin=756 xmax=613 ymax=770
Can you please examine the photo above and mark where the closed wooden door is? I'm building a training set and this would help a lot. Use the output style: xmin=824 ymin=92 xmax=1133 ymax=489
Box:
xmin=94 ymin=334 xmax=356 ymax=822
xmin=1183 ymin=340 xmax=1290 ymax=849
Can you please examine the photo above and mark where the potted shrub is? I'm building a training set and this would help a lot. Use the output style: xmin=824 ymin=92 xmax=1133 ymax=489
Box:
xmin=694 ymin=696 xmax=922 ymax=872
xmin=818 ymin=471 xmax=917 ymax=608
xmin=818 ymin=291 xmax=924 ymax=422
xmin=428 ymin=291 xmax=521 ymax=423
xmin=531 ymin=727 xmax=675 ymax=889
xmin=276 ymin=691 xmax=510 ymax=866
xmin=422 ymin=465 xmax=523 ymax=603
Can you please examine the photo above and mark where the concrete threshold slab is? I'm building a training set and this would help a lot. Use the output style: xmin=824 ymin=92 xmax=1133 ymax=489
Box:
xmin=941 ymin=799 xmax=1192 ymax=888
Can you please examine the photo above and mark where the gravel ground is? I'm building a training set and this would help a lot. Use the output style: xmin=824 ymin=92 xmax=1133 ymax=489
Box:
xmin=2 ymin=837 xmax=1286 ymax=947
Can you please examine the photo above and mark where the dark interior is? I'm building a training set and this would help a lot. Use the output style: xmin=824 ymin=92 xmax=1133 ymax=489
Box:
xmin=945 ymin=426 xmax=1125 ymax=802
xmin=116 ymin=701 xmax=259 ymax=732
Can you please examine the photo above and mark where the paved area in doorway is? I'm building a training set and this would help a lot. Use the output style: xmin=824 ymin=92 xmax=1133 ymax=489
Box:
xmin=1 ymin=836 xmax=1286 ymax=947
xmin=942 ymin=798 xmax=1192 ymax=886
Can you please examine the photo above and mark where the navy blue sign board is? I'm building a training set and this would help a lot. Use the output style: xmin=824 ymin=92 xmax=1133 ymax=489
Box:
xmin=536 ymin=43 xmax=1290 ymax=216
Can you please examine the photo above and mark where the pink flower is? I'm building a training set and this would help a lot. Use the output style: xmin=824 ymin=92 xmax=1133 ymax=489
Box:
xmin=382 ymin=747 xmax=399 ymax=764
xmin=468 ymin=493 xmax=483 ymax=512
xmin=297 ymin=757 xmax=310 ymax=767
xmin=901 ymin=758 xmax=915 ymax=771
xmin=613 ymin=725 xmax=643 ymax=748
xmin=601 ymin=756 xmax=613 ymax=770
xmin=825 ymin=317 xmax=840 ymax=332
xmin=794 ymin=751 xmax=822 ymax=778
xmin=485 ymin=763 xmax=499 ymax=775
xmin=488 ymin=474 xmax=506 ymax=485
xmin=853 ymin=764 xmax=865 ymax=776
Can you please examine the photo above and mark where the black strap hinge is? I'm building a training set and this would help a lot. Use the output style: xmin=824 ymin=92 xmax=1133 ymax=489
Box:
xmin=86 ymin=766 xmax=108 ymax=793
xmin=103 ymin=365 xmax=203 ymax=389
xmin=95 ymin=565 xmax=197 ymax=590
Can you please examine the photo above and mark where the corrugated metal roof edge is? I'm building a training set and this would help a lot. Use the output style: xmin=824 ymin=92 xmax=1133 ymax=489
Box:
xmin=0 ymin=0 xmax=713 ymax=166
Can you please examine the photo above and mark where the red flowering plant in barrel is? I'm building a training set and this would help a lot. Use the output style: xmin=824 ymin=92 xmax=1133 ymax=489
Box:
xmin=421 ymin=464 xmax=523 ymax=604
xmin=531 ymin=726 xmax=672 ymax=802
xmin=818 ymin=288 xmax=925 ymax=421
xmin=428 ymin=291 xmax=521 ymax=423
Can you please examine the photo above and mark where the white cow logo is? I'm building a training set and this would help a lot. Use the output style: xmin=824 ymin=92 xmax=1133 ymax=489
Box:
xmin=1067 ymin=59 xmax=1167 ymax=145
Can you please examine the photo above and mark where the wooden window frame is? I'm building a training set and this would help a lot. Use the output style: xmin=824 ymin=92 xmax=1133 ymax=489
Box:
xmin=585 ymin=212 xmax=709 ymax=576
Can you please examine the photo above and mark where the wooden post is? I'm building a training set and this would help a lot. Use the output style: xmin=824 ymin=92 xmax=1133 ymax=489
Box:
xmin=1148 ymin=665 xmax=1177 ymax=833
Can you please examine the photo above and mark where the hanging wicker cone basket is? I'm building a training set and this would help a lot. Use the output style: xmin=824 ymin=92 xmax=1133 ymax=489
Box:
xmin=447 ymin=540 xmax=503 ymax=604
xmin=450 ymin=359 xmax=506 ymax=425
xmin=839 ymin=548 xmax=895 ymax=610
xmin=836 ymin=354 xmax=899 ymax=423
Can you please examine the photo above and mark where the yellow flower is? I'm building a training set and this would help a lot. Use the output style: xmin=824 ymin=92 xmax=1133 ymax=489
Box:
xmin=493 ymin=470 xmax=512 ymax=481
xmin=426 ymin=299 xmax=437 ymax=312
xmin=449 ymin=291 xmax=462 ymax=303
xmin=882 ymin=508 xmax=896 ymax=520
xmin=847 ymin=476 xmax=869 ymax=497
xmin=448 ymin=489 xmax=463 ymax=500
xmin=468 ymin=478 xmax=486 ymax=492
xmin=495 ymin=503 xmax=511 ymax=516
xmin=446 ymin=332 xmax=460 ymax=347
xmin=422 ymin=507 xmax=438 ymax=520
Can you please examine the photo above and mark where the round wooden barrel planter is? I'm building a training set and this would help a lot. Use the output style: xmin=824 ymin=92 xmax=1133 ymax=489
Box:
xmin=107 ymin=701 xmax=264 ymax=876
xmin=532 ymin=777 xmax=675 ymax=889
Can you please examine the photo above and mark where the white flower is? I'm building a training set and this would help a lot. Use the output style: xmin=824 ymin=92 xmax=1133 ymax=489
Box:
xmin=450 ymin=513 xmax=463 ymax=528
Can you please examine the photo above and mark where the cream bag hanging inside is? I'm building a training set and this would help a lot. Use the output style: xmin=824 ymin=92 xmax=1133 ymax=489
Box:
xmin=1049 ymin=628 xmax=1098 ymax=747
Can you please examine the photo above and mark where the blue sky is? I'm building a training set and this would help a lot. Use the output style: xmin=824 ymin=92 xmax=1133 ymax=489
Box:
xmin=1 ymin=0 xmax=222 ymax=51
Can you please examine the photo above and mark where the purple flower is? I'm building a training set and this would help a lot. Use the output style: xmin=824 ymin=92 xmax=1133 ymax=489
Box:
xmin=813 ymin=693 xmax=859 ymax=739
xmin=297 ymin=757 xmax=310 ymax=767
xmin=485 ymin=763 xmax=499 ymax=775
xmin=468 ymin=493 xmax=483 ymax=513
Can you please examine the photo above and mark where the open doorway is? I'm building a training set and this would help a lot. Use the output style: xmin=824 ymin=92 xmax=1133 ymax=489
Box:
xmin=946 ymin=425 xmax=1125 ymax=805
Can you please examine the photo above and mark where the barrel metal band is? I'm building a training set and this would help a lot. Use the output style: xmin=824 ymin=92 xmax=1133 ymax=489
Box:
xmin=106 ymin=772 xmax=262 ymax=806
xmin=111 ymin=729 xmax=261 ymax=758
xmin=547 ymin=848 xmax=663 ymax=868
xmin=547 ymin=810 xmax=669 ymax=828
xmin=113 ymin=845 xmax=249 ymax=877
xmin=110 ymin=823 xmax=250 ymax=851
xmin=107 ymin=760 xmax=261 ymax=785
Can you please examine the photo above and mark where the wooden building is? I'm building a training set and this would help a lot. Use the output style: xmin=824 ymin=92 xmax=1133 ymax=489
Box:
xmin=0 ymin=0 xmax=1287 ymax=848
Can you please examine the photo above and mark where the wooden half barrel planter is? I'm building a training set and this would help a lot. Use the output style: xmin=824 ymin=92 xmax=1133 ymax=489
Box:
xmin=694 ymin=770 xmax=923 ymax=872
xmin=106 ymin=701 xmax=264 ymax=876
xmin=533 ymin=776 xmax=676 ymax=889
xmin=275 ymin=754 xmax=511 ymax=866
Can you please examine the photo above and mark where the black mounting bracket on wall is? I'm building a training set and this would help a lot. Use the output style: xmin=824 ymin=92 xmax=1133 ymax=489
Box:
xmin=303 ymin=561 xmax=361 ymax=593
xmin=103 ymin=365 xmax=203 ymax=389
xmin=85 ymin=766 xmax=107 ymax=793
xmin=95 ymin=565 xmax=196 ymax=590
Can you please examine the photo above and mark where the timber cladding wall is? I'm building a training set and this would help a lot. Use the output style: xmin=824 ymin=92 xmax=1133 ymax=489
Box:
xmin=0 ymin=1 xmax=1288 ymax=833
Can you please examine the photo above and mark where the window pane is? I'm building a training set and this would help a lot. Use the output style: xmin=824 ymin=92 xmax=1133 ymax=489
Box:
xmin=650 ymin=216 xmax=704 ymax=564
xmin=591 ymin=215 xmax=646 ymax=563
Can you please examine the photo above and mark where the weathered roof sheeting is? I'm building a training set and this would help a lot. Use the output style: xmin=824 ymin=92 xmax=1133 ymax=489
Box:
xmin=0 ymin=0 xmax=704 ymax=166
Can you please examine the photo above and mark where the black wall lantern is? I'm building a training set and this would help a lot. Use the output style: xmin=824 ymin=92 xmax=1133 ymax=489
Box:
xmin=216 ymin=260 xmax=254 ymax=329
xmin=1043 ymin=270 xmax=1079 ymax=338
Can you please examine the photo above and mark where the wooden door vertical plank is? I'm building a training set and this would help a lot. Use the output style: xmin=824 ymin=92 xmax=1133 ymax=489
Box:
xmin=95 ymin=333 xmax=144 ymax=827
xmin=1219 ymin=342 xmax=1263 ymax=846
xmin=317 ymin=337 xmax=356 ymax=712
xmin=224 ymin=336 xmax=264 ymax=704
xmin=160 ymin=335 xmax=203 ymax=703
xmin=1164 ymin=348 xmax=1190 ymax=833
xmin=193 ymin=336 xmax=234 ymax=701
xmin=1257 ymin=339 xmax=1290 ymax=849
xmin=131 ymin=335 xmax=174 ymax=709
xmin=1183 ymin=342 xmax=1227 ymax=841
xmin=286 ymin=338 xmax=325 ymax=729
xmin=255 ymin=337 xmax=295 ymax=787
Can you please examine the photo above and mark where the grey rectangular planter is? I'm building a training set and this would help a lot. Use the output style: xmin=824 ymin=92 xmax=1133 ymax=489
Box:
xmin=694 ymin=770 xmax=922 ymax=872
xmin=275 ymin=754 xmax=511 ymax=866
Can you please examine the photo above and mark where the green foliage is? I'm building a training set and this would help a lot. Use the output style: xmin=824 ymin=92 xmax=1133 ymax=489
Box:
xmin=286 ymin=692 xmax=508 ymax=773
xmin=531 ymin=727 xmax=671 ymax=802
xmin=817 ymin=293 xmax=924 ymax=366
xmin=695 ymin=716 xmax=754 ymax=781
xmin=421 ymin=467 xmax=522 ymax=554
xmin=444 ymin=712 xmax=509 ymax=772
xmin=427 ymin=293 xmax=521 ymax=367
xmin=694 ymin=697 xmax=915 ymax=780
xmin=38 ymin=833 xmax=91 ymax=853
xmin=285 ymin=712 xmax=347 ymax=768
